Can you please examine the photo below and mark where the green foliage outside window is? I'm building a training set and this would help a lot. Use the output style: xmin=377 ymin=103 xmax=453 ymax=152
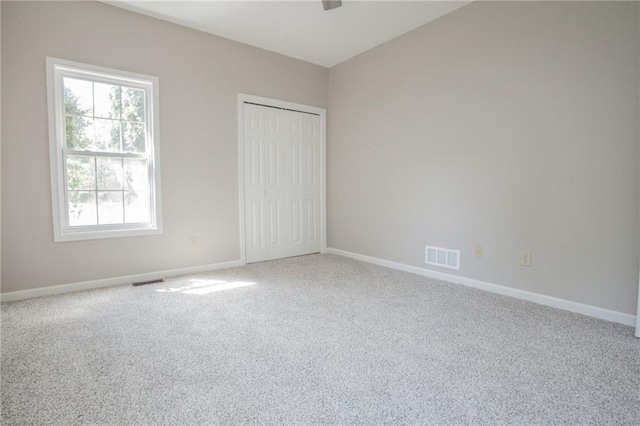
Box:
xmin=64 ymin=81 xmax=148 ymax=224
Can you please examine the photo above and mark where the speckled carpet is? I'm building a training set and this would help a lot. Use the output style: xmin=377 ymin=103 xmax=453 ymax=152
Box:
xmin=2 ymin=254 xmax=639 ymax=425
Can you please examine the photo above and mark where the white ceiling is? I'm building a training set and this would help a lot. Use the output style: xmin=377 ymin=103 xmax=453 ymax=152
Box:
xmin=103 ymin=1 xmax=471 ymax=68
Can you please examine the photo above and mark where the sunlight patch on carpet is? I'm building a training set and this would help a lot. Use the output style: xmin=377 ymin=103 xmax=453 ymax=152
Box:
xmin=156 ymin=279 xmax=257 ymax=295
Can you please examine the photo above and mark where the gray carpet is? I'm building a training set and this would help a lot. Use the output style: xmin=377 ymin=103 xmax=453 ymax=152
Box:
xmin=1 ymin=254 xmax=639 ymax=425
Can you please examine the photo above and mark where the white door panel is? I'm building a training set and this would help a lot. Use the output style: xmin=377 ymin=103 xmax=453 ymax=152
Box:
xmin=303 ymin=113 xmax=321 ymax=254
xmin=264 ymin=107 xmax=289 ymax=259
xmin=244 ymin=103 xmax=320 ymax=263
xmin=244 ymin=104 xmax=266 ymax=262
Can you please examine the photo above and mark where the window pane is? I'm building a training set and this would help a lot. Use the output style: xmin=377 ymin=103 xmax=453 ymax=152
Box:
xmin=124 ymin=159 xmax=149 ymax=191
xmin=98 ymin=191 xmax=124 ymax=224
xmin=51 ymin=60 xmax=159 ymax=239
xmin=63 ymin=78 xmax=93 ymax=117
xmin=97 ymin=157 xmax=123 ymax=190
xmin=65 ymin=115 xmax=94 ymax=149
xmin=122 ymin=121 xmax=146 ymax=153
xmin=122 ymin=87 xmax=145 ymax=122
xmin=95 ymin=118 xmax=121 ymax=152
xmin=125 ymin=191 xmax=150 ymax=223
xmin=94 ymin=83 xmax=121 ymax=119
xmin=68 ymin=191 xmax=97 ymax=226
xmin=66 ymin=155 xmax=95 ymax=190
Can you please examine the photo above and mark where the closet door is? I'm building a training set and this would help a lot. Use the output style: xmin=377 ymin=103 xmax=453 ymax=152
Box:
xmin=287 ymin=111 xmax=306 ymax=258
xmin=244 ymin=103 xmax=267 ymax=263
xmin=262 ymin=106 xmax=290 ymax=260
xmin=302 ymin=113 xmax=321 ymax=254
xmin=244 ymin=103 xmax=321 ymax=263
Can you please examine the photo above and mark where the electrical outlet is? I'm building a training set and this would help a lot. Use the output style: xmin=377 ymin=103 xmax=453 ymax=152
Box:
xmin=474 ymin=245 xmax=483 ymax=259
xmin=520 ymin=252 xmax=532 ymax=267
xmin=189 ymin=236 xmax=198 ymax=248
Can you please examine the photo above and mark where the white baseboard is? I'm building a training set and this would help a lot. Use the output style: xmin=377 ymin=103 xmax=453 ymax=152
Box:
xmin=327 ymin=247 xmax=637 ymax=327
xmin=4 ymin=249 xmax=636 ymax=328
xmin=0 ymin=259 xmax=244 ymax=303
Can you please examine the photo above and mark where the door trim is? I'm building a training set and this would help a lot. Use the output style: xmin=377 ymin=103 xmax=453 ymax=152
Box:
xmin=237 ymin=93 xmax=327 ymax=265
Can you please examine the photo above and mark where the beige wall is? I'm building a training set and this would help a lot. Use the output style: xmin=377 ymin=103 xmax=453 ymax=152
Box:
xmin=1 ymin=1 xmax=328 ymax=293
xmin=3 ymin=1 xmax=639 ymax=318
xmin=637 ymin=2 xmax=640 ymax=334
xmin=328 ymin=1 xmax=640 ymax=315
xmin=0 ymin=1 xmax=2 ymax=293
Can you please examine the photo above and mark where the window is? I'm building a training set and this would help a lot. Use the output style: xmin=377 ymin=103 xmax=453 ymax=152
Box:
xmin=47 ymin=57 xmax=162 ymax=241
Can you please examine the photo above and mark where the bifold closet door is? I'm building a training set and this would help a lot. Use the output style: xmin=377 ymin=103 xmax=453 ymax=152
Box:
xmin=244 ymin=103 xmax=321 ymax=263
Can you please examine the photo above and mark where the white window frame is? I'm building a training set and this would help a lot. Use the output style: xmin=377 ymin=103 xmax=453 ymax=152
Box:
xmin=46 ymin=57 xmax=162 ymax=242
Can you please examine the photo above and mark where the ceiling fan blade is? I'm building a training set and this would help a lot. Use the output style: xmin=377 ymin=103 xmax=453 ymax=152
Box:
xmin=322 ymin=0 xmax=342 ymax=11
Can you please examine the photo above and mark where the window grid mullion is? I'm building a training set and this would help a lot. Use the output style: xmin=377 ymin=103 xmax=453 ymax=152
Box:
xmin=120 ymin=121 xmax=124 ymax=155
xmin=119 ymin=86 xmax=123 ymax=153
xmin=92 ymin=81 xmax=99 ymax=226
xmin=91 ymin=81 xmax=96 ymax=156
xmin=121 ymin=157 xmax=126 ymax=224
xmin=94 ymin=156 xmax=99 ymax=225
xmin=63 ymin=149 xmax=146 ymax=159
xmin=63 ymin=150 xmax=70 ymax=228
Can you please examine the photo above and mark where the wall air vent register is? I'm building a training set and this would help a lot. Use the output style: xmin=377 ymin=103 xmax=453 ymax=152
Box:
xmin=425 ymin=245 xmax=460 ymax=270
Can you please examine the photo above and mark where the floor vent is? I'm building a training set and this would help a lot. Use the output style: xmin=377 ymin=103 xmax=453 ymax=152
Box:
xmin=425 ymin=245 xmax=460 ymax=270
xmin=132 ymin=279 xmax=165 ymax=287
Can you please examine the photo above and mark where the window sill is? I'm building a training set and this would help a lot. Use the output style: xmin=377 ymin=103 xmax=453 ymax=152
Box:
xmin=54 ymin=226 xmax=162 ymax=242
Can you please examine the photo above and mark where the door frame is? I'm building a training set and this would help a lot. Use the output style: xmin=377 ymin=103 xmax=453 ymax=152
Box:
xmin=237 ymin=93 xmax=327 ymax=265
